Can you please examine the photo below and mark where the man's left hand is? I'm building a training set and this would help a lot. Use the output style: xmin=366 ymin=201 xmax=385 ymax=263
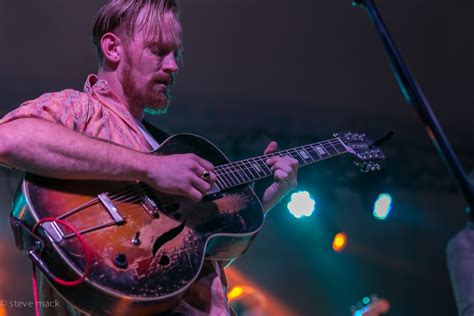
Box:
xmin=261 ymin=141 xmax=299 ymax=212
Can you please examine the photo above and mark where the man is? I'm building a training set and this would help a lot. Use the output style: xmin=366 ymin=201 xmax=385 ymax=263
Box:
xmin=0 ymin=0 xmax=298 ymax=315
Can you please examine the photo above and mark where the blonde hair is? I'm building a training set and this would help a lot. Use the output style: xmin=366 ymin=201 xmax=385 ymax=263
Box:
xmin=92 ymin=0 xmax=181 ymax=64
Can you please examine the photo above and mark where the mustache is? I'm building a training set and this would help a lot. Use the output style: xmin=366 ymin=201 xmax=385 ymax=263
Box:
xmin=153 ymin=74 xmax=175 ymax=86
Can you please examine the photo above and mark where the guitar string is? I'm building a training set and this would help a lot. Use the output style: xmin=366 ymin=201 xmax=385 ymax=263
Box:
xmin=60 ymin=138 xmax=348 ymax=217
xmin=215 ymin=138 xmax=345 ymax=184
xmin=108 ymin=139 xmax=342 ymax=204
xmin=108 ymin=138 xmax=346 ymax=206
xmin=103 ymin=138 xmax=346 ymax=206
xmin=216 ymin=138 xmax=342 ymax=172
xmin=105 ymin=140 xmax=349 ymax=219
xmin=214 ymin=138 xmax=342 ymax=175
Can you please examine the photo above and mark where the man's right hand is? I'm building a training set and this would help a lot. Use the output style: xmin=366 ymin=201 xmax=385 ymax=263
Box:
xmin=142 ymin=153 xmax=216 ymax=202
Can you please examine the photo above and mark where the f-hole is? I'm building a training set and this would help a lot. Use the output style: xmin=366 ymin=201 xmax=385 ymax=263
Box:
xmin=152 ymin=221 xmax=186 ymax=257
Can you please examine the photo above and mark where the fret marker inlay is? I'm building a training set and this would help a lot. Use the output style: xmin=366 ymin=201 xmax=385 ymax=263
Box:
xmin=252 ymin=163 xmax=263 ymax=173
xmin=298 ymin=150 xmax=311 ymax=160
xmin=315 ymin=146 xmax=327 ymax=155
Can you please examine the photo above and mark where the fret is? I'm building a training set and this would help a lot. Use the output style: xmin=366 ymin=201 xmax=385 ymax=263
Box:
xmin=330 ymin=141 xmax=342 ymax=154
xmin=288 ymin=148 xmax=306 ymax=165
xmin=321 ymin=142 xmax=336 ymax=156
xmin=241 ymin=159 xmax=260 ymax=179
xmin=277 ymin=150 xmax=291 ymax=158
xmin=234 ymin=161 xmax=254 ymax=182
xmin=249 ymin=158 xmax=267 ymax=177
xmin=302 ymin=147 xmax=315 ymax=162
xmin=243 ymin=159 xmax=260 ymax=182
xmin=312 ymin=143 xmax=330 ymax=158
xmin=256 ymin=157 xmax=273 ymax=175
xmin=221 ymin=168 xmax=239 ymax=187
xmin=215 ymin=174 xmax=226 ymax=189
xmin=214 ymin=181 xmax=224 ymax=191
xmin=332 ymin=139 xmax=346 ymax=153
xmin=284 ymin=149 xmax=300 ymax=161
xmin=227 ymin=170 xmax=241 ymax=186
xmin=228 ymin=164 xmax=247 ymax=183
xmin=218 ymin=163 xmax=253 ymax=186
xmin=293 ymin=147 xmax=314 ymax=164
xmin=330 ymin=140 xmax=340 ymax=154
xmin=216 ymin=169 xmax=232 ymax=188
xmin=214 ymin=137 xmax=353 ymax=191
xmin=305 ymin=145 xmax=322 ymax=162
xmin=292 ymin=149 xmax=304 ymax=162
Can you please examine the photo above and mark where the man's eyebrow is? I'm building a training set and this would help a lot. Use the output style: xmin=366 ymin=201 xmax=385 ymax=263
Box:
xmin=145 ymin=40 xmax=183 ymax=56
xmin=145 ymin=41 xmax=161 ymax=48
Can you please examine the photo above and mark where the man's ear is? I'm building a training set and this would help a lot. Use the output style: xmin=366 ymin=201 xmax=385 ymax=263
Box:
xmin=100 ymin=32 xmax=122 ymax=65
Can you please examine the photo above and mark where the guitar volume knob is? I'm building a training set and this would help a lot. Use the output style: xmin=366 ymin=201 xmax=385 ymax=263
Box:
xmin=114 ymin=253 xmax=128 ymax=269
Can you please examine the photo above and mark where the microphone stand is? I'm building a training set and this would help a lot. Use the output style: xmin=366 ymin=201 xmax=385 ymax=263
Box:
xmin=352 ymin=0 xmax=474 ymax=220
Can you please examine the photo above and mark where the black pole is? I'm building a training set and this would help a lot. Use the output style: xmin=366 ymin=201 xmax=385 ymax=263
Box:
xmin=353 ymin=0 xmax=474 ymax=220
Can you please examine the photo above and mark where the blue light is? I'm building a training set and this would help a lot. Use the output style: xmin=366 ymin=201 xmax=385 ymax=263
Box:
xmin=287 ymin=191 xmax=316 ymax=219
xmin=373 ymin=193 xmax=392 ymax=220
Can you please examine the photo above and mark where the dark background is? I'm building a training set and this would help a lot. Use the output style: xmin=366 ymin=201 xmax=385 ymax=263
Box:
xmin=0 ymin=0 xmax=473 ymax=315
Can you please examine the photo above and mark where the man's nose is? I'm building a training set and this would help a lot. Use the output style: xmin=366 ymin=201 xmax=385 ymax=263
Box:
xmin=163 ymin=52 xmax=178 ymax=74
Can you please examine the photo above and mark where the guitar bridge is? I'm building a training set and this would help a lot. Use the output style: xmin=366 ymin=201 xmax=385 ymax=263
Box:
xmin=98 ymin=193 xmax=125 ymax=224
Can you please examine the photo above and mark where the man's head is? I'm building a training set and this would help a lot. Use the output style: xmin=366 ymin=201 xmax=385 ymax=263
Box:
xmin=93 ymin=0 xmax=182 ymax=115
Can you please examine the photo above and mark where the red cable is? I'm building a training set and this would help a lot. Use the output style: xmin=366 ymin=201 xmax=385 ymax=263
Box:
xmin=31 ymin=217 xmax=92 ymax=316
xmin=32 ymin=264 xmax=40 ymax=316
xmin=32 ymin=217 xmax=92 ymax=286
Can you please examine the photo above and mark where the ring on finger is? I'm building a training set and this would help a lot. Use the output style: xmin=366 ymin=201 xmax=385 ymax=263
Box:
xmin=201 ymin=169 xmax=211 ymax=180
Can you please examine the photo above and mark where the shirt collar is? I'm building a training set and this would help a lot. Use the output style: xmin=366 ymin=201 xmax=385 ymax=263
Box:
xmin=83 ymin=74 xmax=109 ymax=94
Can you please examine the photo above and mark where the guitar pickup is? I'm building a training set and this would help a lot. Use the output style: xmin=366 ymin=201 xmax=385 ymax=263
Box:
xmin=98 ymin=193 xmax=125 ymax=224
xmin=140 ymin=194 xmax=179 ymax=216
xmin=140 ymin=195 xmax=160 ymax=218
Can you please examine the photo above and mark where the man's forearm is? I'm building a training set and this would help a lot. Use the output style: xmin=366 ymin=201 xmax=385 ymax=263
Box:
xmin=0 ymin=118 xmax=150 ymax=182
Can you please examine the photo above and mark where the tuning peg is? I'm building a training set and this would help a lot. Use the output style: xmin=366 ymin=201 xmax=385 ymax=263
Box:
xmin=354 ymin=161 xmax=382 ymax=173
xmin=354 ymin=161 xmax=368 ymax=173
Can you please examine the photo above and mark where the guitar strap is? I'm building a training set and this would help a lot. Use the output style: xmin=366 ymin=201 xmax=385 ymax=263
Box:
xmin=142 ymin=120 xmax=170 ymax=144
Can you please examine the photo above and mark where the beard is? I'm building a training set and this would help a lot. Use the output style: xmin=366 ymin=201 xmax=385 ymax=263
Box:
xmin=121 ymin=61 xmax=173 ymax=116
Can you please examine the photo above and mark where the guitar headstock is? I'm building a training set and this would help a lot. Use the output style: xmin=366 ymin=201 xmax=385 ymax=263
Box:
xmin=350 ymin=295 xmax=390 ymax=316
xmin=335 ymin=132 xmax=385 ymax=161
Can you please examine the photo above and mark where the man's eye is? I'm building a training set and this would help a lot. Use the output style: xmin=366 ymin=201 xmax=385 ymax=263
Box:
xmin=150 ymin=48 xmax=165 ymax=56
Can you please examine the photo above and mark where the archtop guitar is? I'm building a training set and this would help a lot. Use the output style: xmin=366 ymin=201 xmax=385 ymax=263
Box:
xmin=10 ymin=132 xmax=384 ymax=315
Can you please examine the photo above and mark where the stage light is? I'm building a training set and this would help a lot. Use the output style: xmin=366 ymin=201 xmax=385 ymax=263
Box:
xmin=287 ymin=191 xmax=316 ymax=219
xmin=227 ymin=286 xmax=245 ymax=301
xmin=373 ymin=193 xmax=392 ymax=220
xmin=332 ymin=232 xmax=347 ymax=252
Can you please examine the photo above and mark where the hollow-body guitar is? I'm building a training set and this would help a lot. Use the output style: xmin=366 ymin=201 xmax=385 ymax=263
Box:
xmin=10 ymin=132 xmax=384 ymax=315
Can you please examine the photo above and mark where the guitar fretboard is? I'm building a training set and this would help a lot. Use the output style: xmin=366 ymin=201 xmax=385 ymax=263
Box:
xmin=213 ymin=137 xmax=347 ymax=191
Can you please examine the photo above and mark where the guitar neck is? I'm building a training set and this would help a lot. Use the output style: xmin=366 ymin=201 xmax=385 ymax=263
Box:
xmin=213 ymin=137 xmax=348 ymax=191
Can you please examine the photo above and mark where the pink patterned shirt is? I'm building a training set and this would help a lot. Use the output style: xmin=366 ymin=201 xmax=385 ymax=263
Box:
xmin=1 ymin=75 xmax=232 ymax=316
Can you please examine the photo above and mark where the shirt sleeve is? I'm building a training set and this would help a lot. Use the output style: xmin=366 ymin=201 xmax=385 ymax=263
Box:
xmin=0 ymin=89 xmax=92 ymax=133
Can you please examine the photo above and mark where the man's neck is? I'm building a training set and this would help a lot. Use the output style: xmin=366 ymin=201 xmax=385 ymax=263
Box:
xmin=97 ymin=69 xmax=145 ymax=121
